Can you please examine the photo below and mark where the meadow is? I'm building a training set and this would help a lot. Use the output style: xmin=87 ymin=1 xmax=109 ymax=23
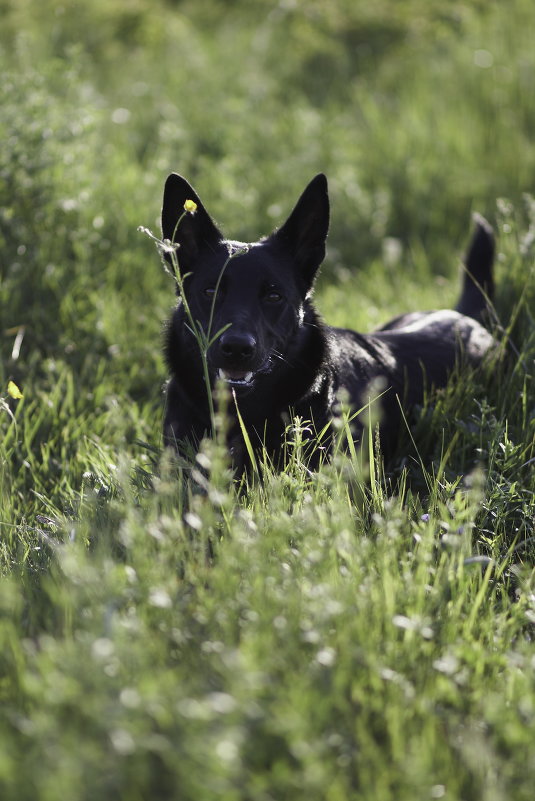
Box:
xmin=1 ymin=1 xmax=535 ymax=798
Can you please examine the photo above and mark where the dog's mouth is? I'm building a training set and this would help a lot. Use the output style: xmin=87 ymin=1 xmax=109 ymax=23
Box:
xmin=218 ymin=368 xmax=254 ymax=387
xmin=217 ymin=360 xmax=271 ymax=388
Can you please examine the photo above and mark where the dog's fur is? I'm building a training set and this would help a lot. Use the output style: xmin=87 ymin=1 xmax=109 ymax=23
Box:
xmin=161 ymin=173 xmax=495 ymax=469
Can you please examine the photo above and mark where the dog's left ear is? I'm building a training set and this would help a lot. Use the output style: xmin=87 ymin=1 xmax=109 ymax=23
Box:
xmin=271 ymin=173 xmax=329 ymax=292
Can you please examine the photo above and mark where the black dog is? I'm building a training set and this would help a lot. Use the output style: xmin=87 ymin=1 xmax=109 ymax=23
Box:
xmin=161 ymin=173 xmax=495 ymax=469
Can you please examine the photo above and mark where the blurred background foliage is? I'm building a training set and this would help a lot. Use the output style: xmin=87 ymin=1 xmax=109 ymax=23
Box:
xmin=2 ymin=0 xmax=534 ymax=271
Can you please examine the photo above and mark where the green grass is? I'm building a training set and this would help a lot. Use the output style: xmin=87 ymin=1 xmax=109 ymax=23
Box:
xmin=1 ymin=1 xmax=535 ymax=799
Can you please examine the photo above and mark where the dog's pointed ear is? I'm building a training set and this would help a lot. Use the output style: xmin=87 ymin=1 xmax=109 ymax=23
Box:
xmin=161 ymin=174 xmax=223 ymax=273
xmin=271 ymin=173 xmax=329 ymax=291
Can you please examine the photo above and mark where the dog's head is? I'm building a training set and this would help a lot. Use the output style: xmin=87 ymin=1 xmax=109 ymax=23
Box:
xmin=162 ymin=173 xmax=329 ymax=392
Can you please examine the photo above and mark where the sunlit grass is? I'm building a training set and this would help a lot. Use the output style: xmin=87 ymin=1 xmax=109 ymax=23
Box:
xmin=0 ymin=1 xmax=534 ymax=799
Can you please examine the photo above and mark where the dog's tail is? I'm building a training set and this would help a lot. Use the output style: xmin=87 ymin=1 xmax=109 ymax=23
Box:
xmin=455 ymin=213 xmax=495 ymax=322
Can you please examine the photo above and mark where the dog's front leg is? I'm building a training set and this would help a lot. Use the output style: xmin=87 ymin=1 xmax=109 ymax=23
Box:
xmin=163 ymin=377 xmax=209 ymax=452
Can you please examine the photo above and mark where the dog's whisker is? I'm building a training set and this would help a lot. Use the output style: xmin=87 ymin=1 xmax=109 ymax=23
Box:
xmin=271 ymin=350 xmax=291 ymax=366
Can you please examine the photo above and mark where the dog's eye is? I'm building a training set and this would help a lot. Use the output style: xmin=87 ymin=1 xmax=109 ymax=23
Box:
xmin=265 ymin=290 xmax=283 ymax=304
xmin=204 ymin=286 xmax=216 ymax=298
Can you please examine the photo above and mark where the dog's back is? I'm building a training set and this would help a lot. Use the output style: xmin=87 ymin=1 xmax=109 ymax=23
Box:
xmin=323 ymin=216 xmax=495 ymax=454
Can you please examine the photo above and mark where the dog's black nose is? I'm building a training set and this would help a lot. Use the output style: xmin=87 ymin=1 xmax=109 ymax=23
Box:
xmin=219 ymin=332 xmax=257 ymax=363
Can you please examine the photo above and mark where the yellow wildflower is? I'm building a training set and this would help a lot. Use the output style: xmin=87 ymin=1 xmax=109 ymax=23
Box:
xmin=183 ymin=199 xmax=198 ymax=214
xmin=7 ymin=381 xmax=23 ymax=399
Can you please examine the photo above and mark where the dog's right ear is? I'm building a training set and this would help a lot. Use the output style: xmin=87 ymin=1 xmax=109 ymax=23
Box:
xmin=161 ymin=174 xmax=223 ymax=273
xmin=270 ymin=173 xmax=330 ymax=293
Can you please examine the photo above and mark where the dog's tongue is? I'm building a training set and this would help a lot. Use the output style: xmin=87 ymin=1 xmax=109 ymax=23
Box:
xmin=224 ymin=369 xmax=248 ymax=381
